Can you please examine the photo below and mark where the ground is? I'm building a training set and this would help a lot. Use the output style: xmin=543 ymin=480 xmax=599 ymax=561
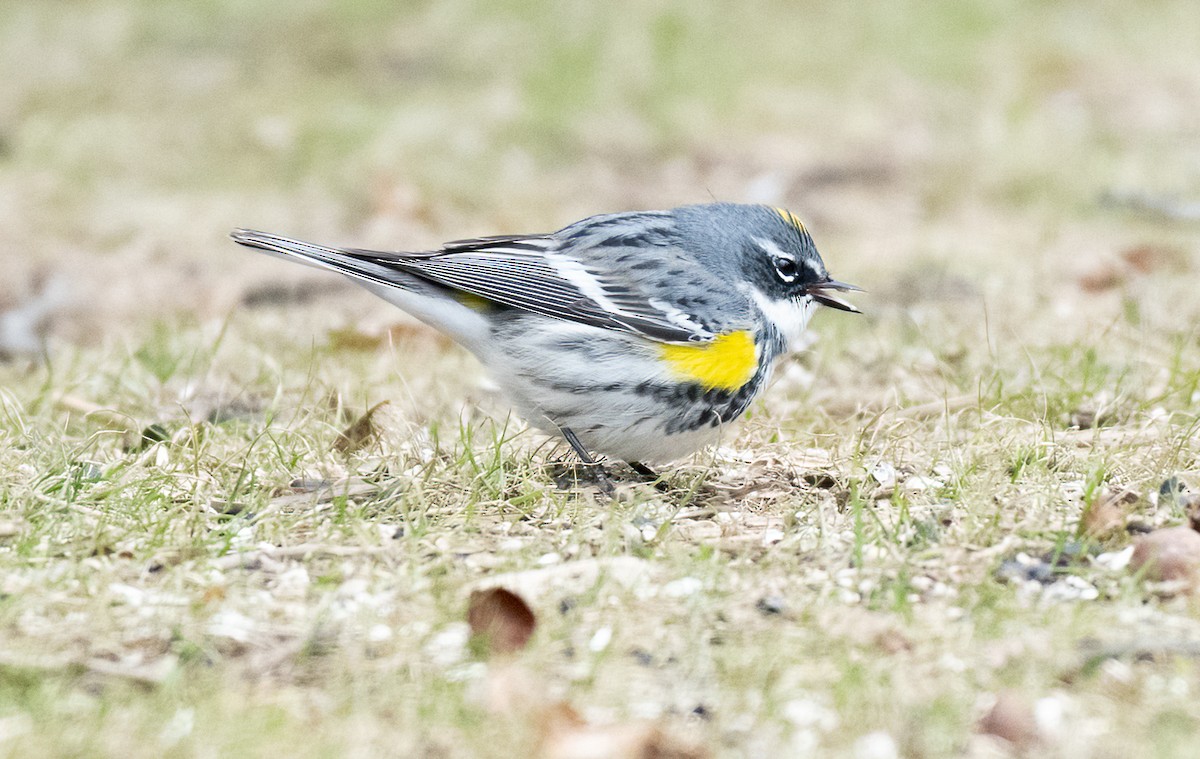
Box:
xmin=2 ymin=0 xmax=1200 ymax=756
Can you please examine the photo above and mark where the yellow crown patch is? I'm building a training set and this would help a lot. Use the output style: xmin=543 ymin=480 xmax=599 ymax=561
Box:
xmin=773 ymin=207 xmax=807 ymax=233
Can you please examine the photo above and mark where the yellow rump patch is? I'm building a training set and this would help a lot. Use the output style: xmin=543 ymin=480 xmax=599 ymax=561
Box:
xmin=773 ymin=207 xmax=807 ymax=233
xmin=659 ymin=331 xmax=757 ymax=392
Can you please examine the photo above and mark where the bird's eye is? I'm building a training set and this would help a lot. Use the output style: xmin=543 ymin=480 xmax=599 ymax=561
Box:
xmin=773 ymin=256 xmax=798 ymax=282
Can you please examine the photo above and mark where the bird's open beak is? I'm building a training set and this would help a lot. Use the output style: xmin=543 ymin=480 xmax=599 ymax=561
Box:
xmin=805 ymin=278 xmax=862 ymax=313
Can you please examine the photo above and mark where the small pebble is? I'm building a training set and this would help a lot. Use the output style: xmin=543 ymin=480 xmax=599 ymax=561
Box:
xmin=870 ymin=462 xmax=897 ymax=488
xmin=1041 ymin=541 xmax=1094 ymax=567
xmin=762 ymin=528 xmax=785 ymax=545
xmin=1094 ymin=546 xmax=1134 ymax=572
xmin=662 ymin=577 xmax=703 ymax=598
xmin=1159 ymin=476 xmax=1185 ymax=503
xmin=853 ymin=731 xmax=899 ymax=759
xmin=588 ymin=626 xmax=613 ymax=653
xmin=995 ymin=556 xmax=1054 ymax=585
xmin=756 ymin=596 xmax=786 ymax=615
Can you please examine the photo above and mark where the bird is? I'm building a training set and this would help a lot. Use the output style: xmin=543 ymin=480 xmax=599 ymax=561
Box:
xmin=231 ymin=203 xmax=859 ymax=474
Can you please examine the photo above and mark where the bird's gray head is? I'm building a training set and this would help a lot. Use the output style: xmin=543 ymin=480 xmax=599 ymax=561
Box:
xmin=672 ymin=203 xmax=860 ymax=315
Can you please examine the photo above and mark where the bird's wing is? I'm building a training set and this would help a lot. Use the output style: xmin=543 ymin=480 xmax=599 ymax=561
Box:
xmin=351 ymin=225 xmax=751 ymax=344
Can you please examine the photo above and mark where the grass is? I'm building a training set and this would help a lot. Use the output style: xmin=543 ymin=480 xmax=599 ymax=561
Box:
xmin=3 ymin=0 xmax=1200 ymax=756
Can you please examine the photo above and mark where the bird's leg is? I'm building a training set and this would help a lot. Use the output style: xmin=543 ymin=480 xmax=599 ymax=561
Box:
xmin=560 ymin=427 xmax=614 ymax=496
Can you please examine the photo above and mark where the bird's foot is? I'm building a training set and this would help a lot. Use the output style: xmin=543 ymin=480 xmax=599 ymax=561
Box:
xmin=548 ymin=463 xmax=614 ymax=496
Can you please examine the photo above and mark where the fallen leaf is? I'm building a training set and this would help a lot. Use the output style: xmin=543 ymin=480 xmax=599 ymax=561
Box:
xmin=467 ymin=587 xmax=537 ymax=657
xmin=1078 ymin=244 xmax=1189 ymax=293
xmin=332 ymin=400 xmax=390 ymax=455
xmin=1130 ymin=526 xmax=1200 ymax=585
xmin=1077 ymin=261 xmax=1125 ymax=293
xmin=1080 ymin=488 xmax=1136 ymax=540
xmin=1182 ymin=493 xmax=1200 ymax=532
xmin=1119 ymin=244 xmax=1187 ymax=274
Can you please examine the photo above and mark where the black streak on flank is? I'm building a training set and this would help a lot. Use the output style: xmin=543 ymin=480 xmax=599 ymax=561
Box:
xmin=589 ymin=230 xmax=674 ymax=250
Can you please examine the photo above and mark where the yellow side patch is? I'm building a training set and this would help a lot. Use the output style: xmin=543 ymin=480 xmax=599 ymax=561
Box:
xmin=659 ymin=331 xmax=757 ymax=391
xmin=773 ymin=207 xmax=807 ymax=233
xmin=452 ymin=290 xmax=494 ymax=312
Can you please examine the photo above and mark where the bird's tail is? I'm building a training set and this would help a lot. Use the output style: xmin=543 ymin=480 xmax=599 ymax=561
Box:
xmin=231 ymin=229 xmax=494 ymax=347
xmin=230 ymin=229 xmax=408 ymax=291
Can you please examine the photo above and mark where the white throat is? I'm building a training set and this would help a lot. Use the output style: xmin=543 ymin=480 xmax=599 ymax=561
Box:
xmin=743 ymin=286 xmax=817 ymax=352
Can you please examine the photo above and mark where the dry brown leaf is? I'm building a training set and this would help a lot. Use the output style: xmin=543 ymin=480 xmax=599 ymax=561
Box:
xmin=1078 ymin=261 xmax=1125 ymax=293
xmin=1183 ymin=494 xmax=1200 ymax=532
xmin=1080 ymin=488 xmax=1137 ymax=540
xmin=1130 ymin=526 xmax=1200 ymax=584
xmin=332 ymin=400 xmax=390 ymax=455
xmin=467 ymin=587 xmax=537 ymax=657
xmin=1119 ymin=244 xmax=1187 ymax=274
xmin=978 ymin=691 xmax=1038 ymax=748
xmin=1078 ymin=244 xmax=1188 ymax=293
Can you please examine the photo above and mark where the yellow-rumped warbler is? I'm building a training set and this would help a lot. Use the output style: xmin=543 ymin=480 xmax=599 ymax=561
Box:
xmin=232 ymin=203 xmax=859 ymax=467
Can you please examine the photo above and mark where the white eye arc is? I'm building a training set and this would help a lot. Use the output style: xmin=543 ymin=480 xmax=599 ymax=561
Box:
xmin=755 ymin=236 xmax=806 ymax=285
xmin=773 ymin=256 xmax=799 ymax=283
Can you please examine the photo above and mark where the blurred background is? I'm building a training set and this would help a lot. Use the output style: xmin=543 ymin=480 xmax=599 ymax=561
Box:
xmin=1 ymin=0 xmax=1198 ymax=351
